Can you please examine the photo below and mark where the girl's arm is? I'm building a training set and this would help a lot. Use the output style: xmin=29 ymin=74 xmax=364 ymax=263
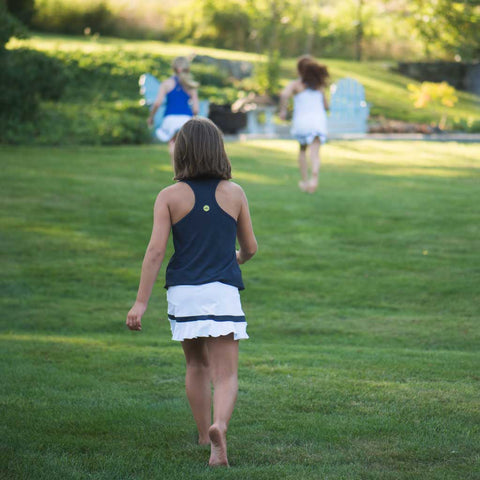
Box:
xmin=126 ymin=191 xmax=171 ymax=331
xmin=279 ymin=80 xmax=298 ymax=120
xmin=236 ymin=190 xmax=257 ymax=264
xmin=147 ymin=78 xmax=174 ymax=127
xmin=322 ymin=87 xmax=330 ymax=112
xmin=190 ymin=89 xmax=199 ymax=116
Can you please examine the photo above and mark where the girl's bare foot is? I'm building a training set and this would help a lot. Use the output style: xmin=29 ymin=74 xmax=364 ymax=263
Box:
xmin=208 ymin=424 xmax=229 ymax=467
xmin=199 ymin=436 xmax=210 ymax=446
xmin=307 ymin=177 xmax=318 ymax=193
xmin=298 ymin=180 xmax=308 ymax=192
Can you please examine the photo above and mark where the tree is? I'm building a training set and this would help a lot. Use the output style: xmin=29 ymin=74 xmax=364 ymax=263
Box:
xmin=6 ymin=0 xmax=35 ymax=26
xmin=1 ymin=1 xmax=27 ymax=52
xmin=355 ymin=0 xmax=364 ymax=61
xmin=408 ymin=0 xmax=480 ymax=60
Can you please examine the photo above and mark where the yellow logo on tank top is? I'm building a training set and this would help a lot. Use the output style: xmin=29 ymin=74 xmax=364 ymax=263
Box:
xmin=203 ymin=205 xmax=210 ymax=212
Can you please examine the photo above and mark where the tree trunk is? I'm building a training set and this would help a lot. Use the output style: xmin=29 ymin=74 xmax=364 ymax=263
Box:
xmin=355 ymin=0 xmax=364 ymax=61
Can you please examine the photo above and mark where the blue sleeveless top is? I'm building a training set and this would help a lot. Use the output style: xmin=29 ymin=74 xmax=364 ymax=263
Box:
xmin=165 ymin=179 xmax=244 ymax=290
xmin=164 ymin=77 xmax=193 ymax=117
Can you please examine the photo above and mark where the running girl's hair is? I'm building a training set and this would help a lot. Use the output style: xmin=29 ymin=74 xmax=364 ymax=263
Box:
xmin=296 ymin=54 xmax=313 ymax=77
xmin=172 ymin=56 xmax=199 ymax=90
xmin=301 ymin=61 xmax=329 ymax=90
xmin=174 ymin=118 xmax=232 ymax=181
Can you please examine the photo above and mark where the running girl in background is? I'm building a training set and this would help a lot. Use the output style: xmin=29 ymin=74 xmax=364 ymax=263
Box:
xmin=280 ymin=57 xmax=330 ymax=193
xmin=126 ymin=118 xmax=257 ymax=467
xmin=148 ymin=56 xmax=199 ymax=161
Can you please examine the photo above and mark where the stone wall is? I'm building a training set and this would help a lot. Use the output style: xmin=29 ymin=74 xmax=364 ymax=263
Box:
xmin=192 ymin=55 xmax=253 ymax=80
xmin=396 ymin=62 xmax=480 ymax=96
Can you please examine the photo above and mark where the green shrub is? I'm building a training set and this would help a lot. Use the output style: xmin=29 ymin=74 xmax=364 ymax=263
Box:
xmin=408 ymin=81 xmax=459 ymax=130
xmin=11 ymin=48 xmax=66 ymax=100
xmin=32 ymin=1 xmax=115 ymax=36
xmin=1 ymin=2 xmax=27 ymax=51
xmin=0 ymin=101 xmax=151 ymax=145
xmin=0 ymin=48 xmax=66 ymax=126
xmin=255 ymin=50 xmax=282 ymax=96
xmin=451 ymin=116 xmax=480 ymax=133
xmin=0 ymin=52 xmax=36 ymax=122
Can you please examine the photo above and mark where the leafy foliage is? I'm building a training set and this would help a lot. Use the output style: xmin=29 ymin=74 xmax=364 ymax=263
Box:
xmin=27 ymin=0 xmax=480 ymax=60
xmin=3 ymin=34 xmax=480 ymax=145
xmin=407 ymin=0 xmax=480 ymax=60
xmin=32 ymin=0 xmax=115 ymax=36
xmin=408 ymin=81 xmax=459 ymax=129
xmin=0 ymin=48 xmax=67 ymax=131
xmin=408 ymin=82 xmax=458 ymax=109
xmin=255 ymin=50 xmax=282 ymax=96
xmin=0 ymin=38 xmax=238 ymax=145
xmin=6 ymin=0 xmax=36 ymax=26
xmin=0 ymin=1 xmax=28 ymax=51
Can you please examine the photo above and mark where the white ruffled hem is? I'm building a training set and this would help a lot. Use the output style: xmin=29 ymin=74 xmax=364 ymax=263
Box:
xmin=169 ymin=319 xmax=249 ymax=341
xmin=155 ymin=114 xmax=192 ymax=142
xmin=291 ymin=130 xmax=327 ymax=145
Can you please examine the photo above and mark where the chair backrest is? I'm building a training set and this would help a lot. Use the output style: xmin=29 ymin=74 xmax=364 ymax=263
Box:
xmin=139 ymin=74 xmax=165 ymax=129
xmin=139 ymin=73 xmax=160 ymax=107
xmin=328 ymin=77 xmax=369 ymax=134
xmin=330 ymin=78 xmax=367 ymax=111
xmin=139 ymin=73 xmax=209 ymax=130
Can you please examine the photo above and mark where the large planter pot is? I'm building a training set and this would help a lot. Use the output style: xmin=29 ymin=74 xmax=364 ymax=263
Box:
xmin=208 ymin=104 xmax=247 ymax=134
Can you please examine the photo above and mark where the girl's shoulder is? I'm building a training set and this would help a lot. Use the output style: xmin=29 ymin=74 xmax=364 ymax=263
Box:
xmin=161 ymin=180 xmax=244 ymax=196
xmin=217 ymin=180 xmax=247 ymax=204
xmin=293 ymin=79 xmax=307 ymax=94
xmin=162 ymin=76 xmax=176 ymax=91
xmin=157 ymin=181 xmax=189 ymax=202
xmin=218 ymin=179 xmax=244 ymax=194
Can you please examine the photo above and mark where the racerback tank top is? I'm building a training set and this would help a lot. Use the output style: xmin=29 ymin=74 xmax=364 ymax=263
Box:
xmin=164 ymin=77 xmax=193 ymax=117
xmin=165 ymin=178 xmax=244 ymax=290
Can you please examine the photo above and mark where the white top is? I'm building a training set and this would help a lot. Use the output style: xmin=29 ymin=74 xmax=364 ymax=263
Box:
xmin=291 ymin=89 xmax=327 ymax=137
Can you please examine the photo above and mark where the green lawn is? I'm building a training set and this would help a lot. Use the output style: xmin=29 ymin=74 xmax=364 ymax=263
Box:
xmin=1 ymin=140 xmax=479 ymax=479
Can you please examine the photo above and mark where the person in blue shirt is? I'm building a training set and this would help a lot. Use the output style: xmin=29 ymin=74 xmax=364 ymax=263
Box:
xmin=148 ymin=57 xmax=199 ymax=161
xmin=127 ymin=118 xmax=257 ymax=467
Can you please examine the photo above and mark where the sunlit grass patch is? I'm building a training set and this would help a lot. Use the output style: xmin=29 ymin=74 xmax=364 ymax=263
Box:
xmin=1 ymin=140 xmax=479 ymax=479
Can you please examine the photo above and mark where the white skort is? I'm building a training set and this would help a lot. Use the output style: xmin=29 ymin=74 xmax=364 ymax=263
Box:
xmin=155 ymin=114 xmax=192 ymax=142
xmin=167 ymin=281 xmax=248 ymax=341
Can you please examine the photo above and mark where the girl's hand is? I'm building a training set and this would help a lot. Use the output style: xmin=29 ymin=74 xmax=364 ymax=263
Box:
xmin=147 ymin=116 xmax=154 ymax=128
xmin=279 ymin=109 xmax=287 ymax=121
xmin=126 ymin=302 xmax=147 ymax=331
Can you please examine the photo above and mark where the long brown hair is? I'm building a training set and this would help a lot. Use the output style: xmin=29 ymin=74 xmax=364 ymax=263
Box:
xmin=296 ymin=54 xmax=313 ymax=77
xmin=301 ymin=61 xmax=329 ymax=90
xmin=174 ymin=118 xmax=232 ymax=181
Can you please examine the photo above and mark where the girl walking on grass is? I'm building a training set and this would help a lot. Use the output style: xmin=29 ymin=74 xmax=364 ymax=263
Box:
xmin=280 ymin=56 xmax=330 ymax=193
xmin=148 ymin=56 xmax=199 ymax=162
xmin=126 ymin=118 xmax=257 ymax=467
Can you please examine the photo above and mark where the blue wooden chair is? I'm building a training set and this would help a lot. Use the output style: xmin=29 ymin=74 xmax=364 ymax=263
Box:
xmin=328 ymin=78 xmax=369 ymax=135
xmin=139 ymin=73 xmax=210 ymax=132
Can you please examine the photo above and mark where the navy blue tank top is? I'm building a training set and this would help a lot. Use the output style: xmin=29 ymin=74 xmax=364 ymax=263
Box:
xmin=164 ymin=77 xmax=193 ymax=117
xmin=165 ymin=179 xmax=244 ymax=290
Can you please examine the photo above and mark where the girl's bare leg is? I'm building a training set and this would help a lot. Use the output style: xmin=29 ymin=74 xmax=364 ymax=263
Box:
xmin=181 ymin=338 xmax=211 ymax=445
xmin=298 ymin=144 xmax=309 ymax=191
xmin=308 ymin=137 xmax=321 ymax=193
xmin=206 ymin=334 xmax=239 ymax=467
